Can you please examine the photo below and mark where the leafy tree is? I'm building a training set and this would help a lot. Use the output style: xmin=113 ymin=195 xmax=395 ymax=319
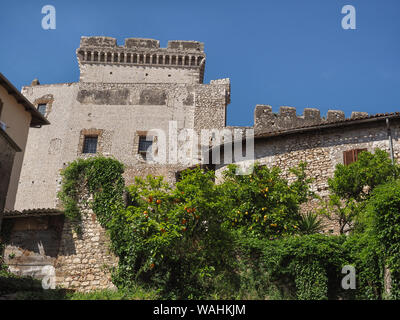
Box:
xmin=328 ymin=149 xmax=399 ymax=201
xmin=220 ymin=162 xmax=314 ymax=239
xmin=322 ymin=149 xmax=400 ymax=234
xmin=115 ymin=167 xmax=237 ymax=298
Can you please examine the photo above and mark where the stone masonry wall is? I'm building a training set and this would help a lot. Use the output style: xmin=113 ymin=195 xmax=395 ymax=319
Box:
xmin=15 ymin=79 xmax=229 ymax=211
xmin=55 ymin=208 xmax=118 ymax=292
xmin=77 ymin=36 xmax=206 ymax=84
xmin=216 ymin=119 xmax=400 ymax=234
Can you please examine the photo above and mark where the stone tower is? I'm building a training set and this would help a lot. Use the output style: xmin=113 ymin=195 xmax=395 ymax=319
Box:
xmin=77 ymin=36 xmax=206 ymax=84
xmin=14 ymin=36 xmax=231 ymax=211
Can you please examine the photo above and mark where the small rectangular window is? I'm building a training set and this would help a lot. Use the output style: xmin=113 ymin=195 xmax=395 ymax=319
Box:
xmin=38 ymin=104 xmax=47 ymax=116
xmin=83 ymin=136 xmax=98 ymax=154
xmin=343 ymin=148 xmax=367 ymax=165
xmin=138 ymin=135 xmax=153 ymax=159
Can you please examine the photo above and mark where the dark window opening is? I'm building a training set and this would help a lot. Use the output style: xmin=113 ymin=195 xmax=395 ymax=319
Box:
xmin=38 ymin=104 xmax=47 ymax=116
xmin=138 ymin=136 xmax=153 ymax=159
xmin=83 ymin=136 xmax=98 ymax=154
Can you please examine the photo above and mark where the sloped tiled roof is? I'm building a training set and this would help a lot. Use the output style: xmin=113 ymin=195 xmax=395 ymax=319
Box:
xmin=3 ymin=208 xmax=63 ymax=218
xmin=0 ymin=73 xmax=50 ymax=127
xmin=255 ymin=112 xmax=400 ymax=139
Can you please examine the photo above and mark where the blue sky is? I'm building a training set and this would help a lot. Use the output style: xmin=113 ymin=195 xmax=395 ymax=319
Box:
xmin=0 ymin=0 xmax=399 ymax=126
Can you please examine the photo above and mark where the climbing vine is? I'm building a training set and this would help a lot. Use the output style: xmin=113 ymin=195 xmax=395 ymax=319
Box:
xmin=58 ymin=156 xmax=125 ymax=233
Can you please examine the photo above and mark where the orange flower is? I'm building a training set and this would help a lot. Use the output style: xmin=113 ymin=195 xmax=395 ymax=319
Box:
xmin=270 ymin=223 xmax=277 ymax=227
xmin=148 ymin=196 xmax=153 ymax=203
xmin=150 ymin=263 xmax=155 ymax=269
xmin=143 ymin=211 xmax=148 ymax=215
xmin=156 ymin=199 xmax=162 ymax=205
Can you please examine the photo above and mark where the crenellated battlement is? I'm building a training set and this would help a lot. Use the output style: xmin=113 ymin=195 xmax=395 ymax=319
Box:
xmin=77 ymin=36 xmax=206 ymax=84
xmin=77 ymin=37 xmax=205 ymax=71
xmin=254 ymin=105 xmax=368 ymax=134
xmin=79 ymin=36 xmax=204 ymax=51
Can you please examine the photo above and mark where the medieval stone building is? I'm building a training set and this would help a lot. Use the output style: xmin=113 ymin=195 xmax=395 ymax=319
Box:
xmin=2 ymin=36 xmax=399 ymax=292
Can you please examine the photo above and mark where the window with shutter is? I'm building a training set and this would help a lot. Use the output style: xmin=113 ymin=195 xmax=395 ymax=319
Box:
xmin=343 ymin=148 xmax=368 ymax=165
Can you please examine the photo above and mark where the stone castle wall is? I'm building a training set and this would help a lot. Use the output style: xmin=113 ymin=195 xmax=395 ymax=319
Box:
xmin=77 ymin=36 xmax=206 ymax=84
xmin=3 ymin=210 xmax=117 ymax=293
xmin=55 ymin=209 xmax=118 ymax=292
xmin=254 ymin=104 xmax=368 ymax=134
xmin=15 ymin=78 xmax=230 ymax=211
xmin=216 ymin=117 xmax=400 ymax=233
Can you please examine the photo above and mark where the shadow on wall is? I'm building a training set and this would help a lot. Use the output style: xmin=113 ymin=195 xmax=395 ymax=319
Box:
xmin=1 ymin=215 xmax=76 ymax=279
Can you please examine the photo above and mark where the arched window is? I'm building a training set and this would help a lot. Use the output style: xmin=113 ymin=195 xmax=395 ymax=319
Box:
xmin=78 ymin=50 xmax=85 ymax=61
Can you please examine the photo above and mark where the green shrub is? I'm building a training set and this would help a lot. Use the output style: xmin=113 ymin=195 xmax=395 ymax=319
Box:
xmin=261 ymin=234 xmax=348 ymax=300
xmin=364 ymin=179 xmax=400 ymax=299
xmin=320 ymin=149 xmax=400 ymax=234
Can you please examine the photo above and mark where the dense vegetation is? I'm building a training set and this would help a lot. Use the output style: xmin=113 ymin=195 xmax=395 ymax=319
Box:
xmin=2 ymin=148 xmax=399 ymax=300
